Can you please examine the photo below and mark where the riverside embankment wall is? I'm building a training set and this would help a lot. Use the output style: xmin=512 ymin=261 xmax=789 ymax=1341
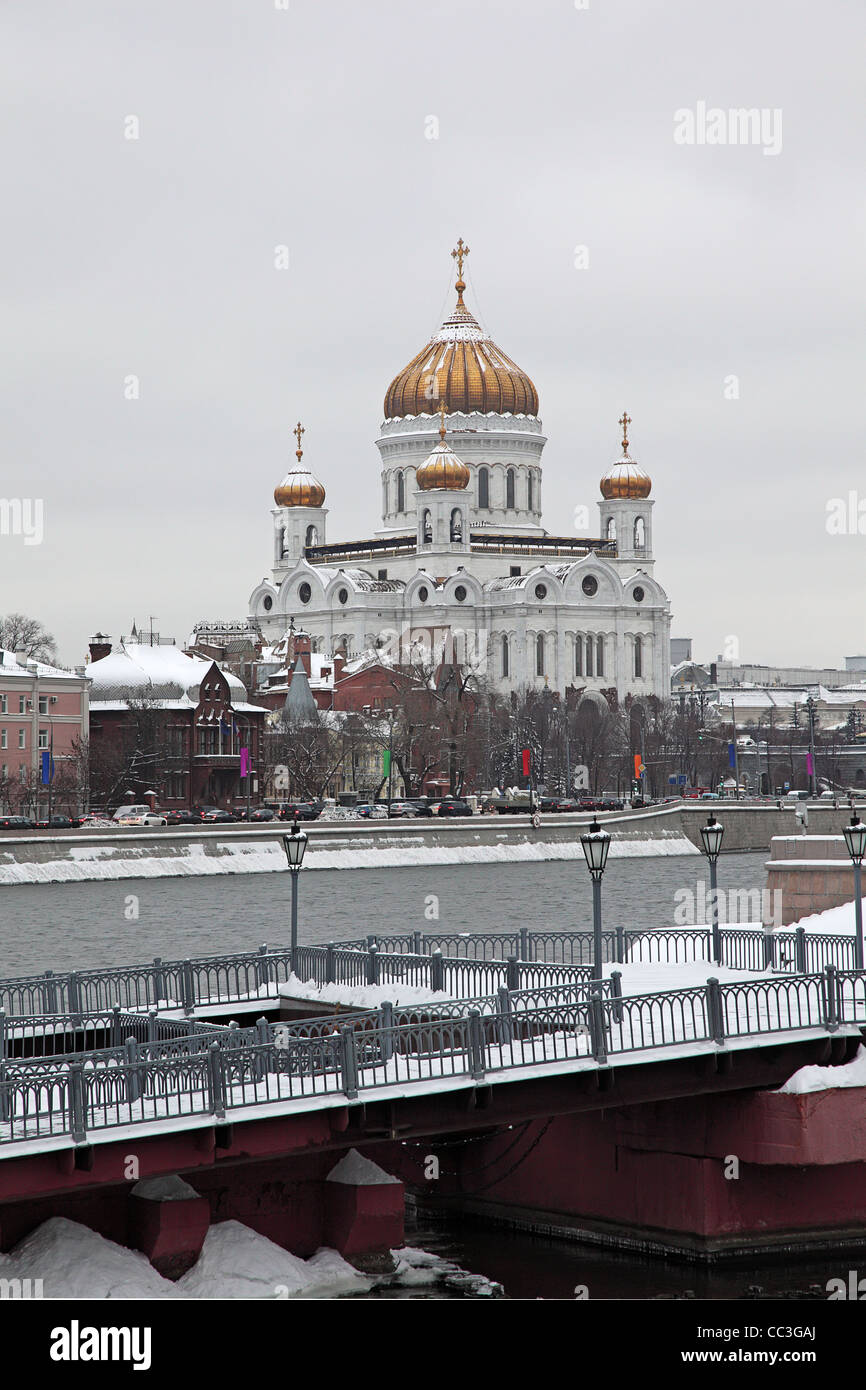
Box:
xmin=0 ymin=803 xmax=862 ymax=885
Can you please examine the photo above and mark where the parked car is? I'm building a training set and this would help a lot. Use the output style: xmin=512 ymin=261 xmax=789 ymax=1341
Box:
xmin=162 ymin=809 xmax=205 ymax=825
xmin=0 ymin=815 xmax=33 ymax=830
xmin=115 ymin=810 xmax=168 ymax=827
xmin=553 ymin=798 xmax=581 ymax=812
xmin=273 ymin=802 xmax=320 ymax=822
xmin=436 ymin=798 xmax=473 ymax=817
xmin=112 ymin=804 xmax=153 ymax=821
xmin=33 ymin=815 xmax=75 ymax=829
xmin=355 ymin=803 xmax=388 ymax=819
xmin=387 ymin=801 xmax=420 ymax=817
xmin=199 ymin=808 xmax=238 ymax=823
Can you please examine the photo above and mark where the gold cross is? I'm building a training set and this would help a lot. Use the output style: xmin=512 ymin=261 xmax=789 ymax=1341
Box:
xmin=451 ymin=238 xmax=469 ymax=281
xmin=619 ymin=411 xmax=631 ymax=451
xmin=293 ymin=421 xmax=305 ymax=459
xmin=438 ymin=398 xmax=447 ymax=440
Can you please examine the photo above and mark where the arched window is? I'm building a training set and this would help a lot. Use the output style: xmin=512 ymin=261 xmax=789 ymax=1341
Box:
xmin=383 ymin=477 xmax=388 ymax=514
xmin=305 ymin=524 xmax=318 ymax=547
xmin=574 ymin=636 xmax=583 ymax=677
xmin=450 ymin=508 xmax=463 ymax=542
xmin=605 ymin=516 xmax=616 ymax=541
xmin=634 ymin=635 xmax=643 ymax=678
xmin=501 ymin=634 xmax=510 ymax=678
xmin=422 ymin=509 xmax=432 ymax=544
xmin=586 ymin=636 xmax=594 ymax=677
xmin=596 ymin=635 xmax=604 ymax=677
xmin=535 ymin=632 xmax=545 ymax=677
xmin=397 ymin=472 xmax=405 ymax=513
xmin=506 ymin=468 xmax=515 ymax=509
xmin=634 ymin=516 xmax=646 ymax=549
xmin=478 ymin=466 xmax=489 ymax=510
xmin=527 ymin=471 xmax=534 ymax=512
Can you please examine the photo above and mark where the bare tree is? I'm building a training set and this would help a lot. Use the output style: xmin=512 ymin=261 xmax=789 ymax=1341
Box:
xmin=0 ymin=613 xmax=58 ymax=663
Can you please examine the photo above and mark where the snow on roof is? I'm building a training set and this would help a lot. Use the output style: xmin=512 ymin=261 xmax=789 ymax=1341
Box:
xmin=779 ymin=1044 xmax=866 ymax=1095
xmin=326 ymin=1148 xmax=401 ymax=1186
xmin=86 ymin=640 xmax=248 ymax=704
xmin=0 ymin=649 xmax=78 ymax=680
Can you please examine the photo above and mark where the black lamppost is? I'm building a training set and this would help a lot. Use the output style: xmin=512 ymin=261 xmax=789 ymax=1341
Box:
xmin=581 ymin=817 xmax=611 ymax=980
xmin=700 ymin=813 xmax=725 ymax=964
xmin=842 ymin=815 xmax=866 ymax=972
xmin=282 ymin=817 xmax=308 ymax=959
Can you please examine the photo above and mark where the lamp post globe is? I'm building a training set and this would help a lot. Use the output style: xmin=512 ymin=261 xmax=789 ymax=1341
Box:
xmin=581 ymin=817 xmax=611 ymax=981
xmin=699 ymin=814 xmax=724 ymax=965
xmin=843 ymin=815 xmax=866 ymax=972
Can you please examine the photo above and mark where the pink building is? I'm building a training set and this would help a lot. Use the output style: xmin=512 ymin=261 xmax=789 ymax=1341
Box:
xmin=0 ymin=649 xmax=89 ymax=815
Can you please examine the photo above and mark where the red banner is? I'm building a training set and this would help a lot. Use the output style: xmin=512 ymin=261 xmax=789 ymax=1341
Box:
xmin=521 ymin=748 xmax=531 ymax=778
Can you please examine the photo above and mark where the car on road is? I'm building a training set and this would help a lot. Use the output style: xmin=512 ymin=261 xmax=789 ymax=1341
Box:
xmin=162 ymin=809 xmax=205 ymax=825
xmin=33 ymin=815 xmax=76 ymax=829
xmin=114 ymin=810 xmax=168 ymax=827
xmin=271 ymin=802 xmax=320 ymax=822
xmin=235 ymin=806 xmax=276 ymax=822
xmin=355 ymin=802 xmax=388 ymax=819
xmin=0 ymin=815 xmax=33 ymax=830
xmin=199 ymin=808 xmax=238 ymax=823
xmin=436 ymin=798 xmax=473 ymax=817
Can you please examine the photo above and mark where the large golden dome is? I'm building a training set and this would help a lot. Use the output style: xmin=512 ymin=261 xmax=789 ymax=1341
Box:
xmin=416 ymin=405 xmax=471 ymax=490
xmin=274 ymin=421 xmax=326 ymax=508
xmin=384 ymin=240 xmax=539 ymax=419
xmin=600 ymin=412 xmax=652 ymax=500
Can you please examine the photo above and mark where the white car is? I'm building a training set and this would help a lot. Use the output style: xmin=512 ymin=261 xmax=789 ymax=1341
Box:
xmin=114 ymin=809 xmax=168 ymax=827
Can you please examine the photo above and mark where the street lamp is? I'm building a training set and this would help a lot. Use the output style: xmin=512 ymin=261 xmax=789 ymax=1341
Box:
xmin=842 ymin=815 xmax=866 ymax=972
xmin=699 ymin=813 xmax=725 ymax=965
xmin=282 ymin=817 xmax=308 ymax=959
xmin=581 ymin=817 xmax=611 ymax=981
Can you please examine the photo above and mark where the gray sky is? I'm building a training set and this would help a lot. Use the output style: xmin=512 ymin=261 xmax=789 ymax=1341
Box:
xmin=2 ymin=0 xmax=864 ymax=670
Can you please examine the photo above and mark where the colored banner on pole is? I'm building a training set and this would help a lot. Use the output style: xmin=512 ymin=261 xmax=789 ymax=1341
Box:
xmin=382 ymin=749 xmax=391 ymax=777
xmin=521 ymin=748 xmax=531 ymax=778
xmin=806 ymin=752 xmax=814 ymax=775
xmin=240 ymin=747 xmax=250 ymax=778
xmin=728 ymin=742 xmax=737 ymax=769
xmin=633 ymin=753 xmax=644 ymax=778
xmin=40 ymin=751 xmax=54 ymax=785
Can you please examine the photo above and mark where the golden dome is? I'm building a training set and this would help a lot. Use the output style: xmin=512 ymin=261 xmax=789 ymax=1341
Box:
xmin=416 ymin=403 xmax=471 ymax=491
xmin=274 ymin=421 xmax=326 ymax=508
xmin=384 ymin=239 xmax=539 ymax=419
xmin=600 ymin=412 xmax=652 ymax=499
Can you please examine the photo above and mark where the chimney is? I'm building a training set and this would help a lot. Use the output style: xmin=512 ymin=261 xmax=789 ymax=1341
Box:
xmin=333 ymin=652 xmax=346 ymax=683
xmin=293 ymin=631 xmax=312 ymax=677
xmin=89 ymin=633 xmax=112 ymax=664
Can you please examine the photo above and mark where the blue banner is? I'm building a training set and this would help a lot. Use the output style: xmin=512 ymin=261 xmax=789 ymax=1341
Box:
xmin=40 ymin=751 xmax=54 ymax=784
xmin=728 ymin=742 xmax=737 ymax=769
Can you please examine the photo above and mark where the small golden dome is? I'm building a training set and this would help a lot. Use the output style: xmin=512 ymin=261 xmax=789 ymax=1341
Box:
xmin=274 ymin=421 xmax=326 ymax=508
xmin=416 ymin=402 xmax=471 ymax=491
xmin=384 ymin=240 xmax=539 ymax=419
xmin=600 ymin=411 xmax=652 ymax=499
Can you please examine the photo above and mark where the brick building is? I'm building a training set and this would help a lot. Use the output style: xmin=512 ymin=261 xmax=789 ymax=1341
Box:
xmin=0 ymin=649 xmax=89 ymax=815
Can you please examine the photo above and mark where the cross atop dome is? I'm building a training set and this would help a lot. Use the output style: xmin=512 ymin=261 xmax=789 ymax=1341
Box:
xmin=619 ymin=411 xmax=631 ymax=454
xmin=293 ymin=421 xmax=305 ymax=461
xmin=451 ymin=238 xmax=470 ymax=298
xmin=437 ymin=398 xmax=448 ymax=440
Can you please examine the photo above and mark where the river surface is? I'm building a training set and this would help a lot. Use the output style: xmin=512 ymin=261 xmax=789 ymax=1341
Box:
xmin=0 ymin=851 xmax=768 ymax=977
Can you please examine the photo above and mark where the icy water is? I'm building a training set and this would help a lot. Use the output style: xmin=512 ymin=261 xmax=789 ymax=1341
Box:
xmin=0 ymin=851 xmax=768 ymax=977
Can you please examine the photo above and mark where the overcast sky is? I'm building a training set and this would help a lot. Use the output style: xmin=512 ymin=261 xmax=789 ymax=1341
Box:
xmin=2 ymin=0 xmax=864 ymax=671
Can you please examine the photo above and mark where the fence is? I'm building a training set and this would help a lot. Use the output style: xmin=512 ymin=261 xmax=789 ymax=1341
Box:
xmin=1 ymin=966 xmax=861 ymax=1147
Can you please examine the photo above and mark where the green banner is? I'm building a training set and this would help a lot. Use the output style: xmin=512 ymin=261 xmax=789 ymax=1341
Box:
xmin=382 ymin=749 xmax=391 ymax=777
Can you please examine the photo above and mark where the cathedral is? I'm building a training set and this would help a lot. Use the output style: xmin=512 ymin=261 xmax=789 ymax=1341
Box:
xmin=247 ymin=242 xmax=672 ymax=700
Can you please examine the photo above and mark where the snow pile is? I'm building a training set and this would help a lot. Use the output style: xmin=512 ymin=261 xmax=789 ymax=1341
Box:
xmin=0 ymin=1218 xmax=177 ymax=1299
xmin=176 ymin=1222 xmax=370 ymax=1299
xmin=779 ymin=1044 xmax=866 ymax=1095
xmin=131 ymin=1175 xmax=200 ymax=1202
xmin=279 ymin=973 xmax=439 ymax=1009
xmin=793 ymin=897 xmax=865 ymax=937
xmin=326 ymin=1149 xmax=400 ymax=1186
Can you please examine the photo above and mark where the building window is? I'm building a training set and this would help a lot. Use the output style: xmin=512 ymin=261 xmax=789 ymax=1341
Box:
xmin=605 ymin=516 xmax=616 ymax=541
xmin=535 ymin=583 xmax=547 ymax=600
xmin=574 ymin=637 xmax=582 ymax=677
xmin=422 ymin=509 xmax=432 ymax=544
xmin=582 ymin=575 xmax=598 ymax=597
xmin=535 ymin=633 xmax=545 ymax=677
xmin=18 ymin=696 xmax=25 ymax=714
xmin=506 ymin=468 xmax=515 ymax=509
xmin=478 ymin=467 xmax=489 ymax=509
xmin=634 ymin=517 xmax=646 ymax=549
xmin=397 ymin=472 xmax=405 ymax=513
xmin=38 ymin=695 xmax=48 ymax=714
xmin=596 ymin=635 xmax=604 ymax=677
xmin=38 ymin=730 xmax=48 ymax=749
xmin=0 ymin=696 xmax=5 ymax=714
xmin=585 ymin=638 xmax=594 ymax=677
xmin=502 ymin=634 xmax=510 ymax=678
xmin=454 ymin=585 xmax=467 ymax=602
xmin=305 ymin=524 xmax=318 ymax=547
xmin=299 ymin=582 xmax=312 ymax=604
xmin=262 ymin=595 xmax=273 ymax=611
xmin=634 ymin=635 xmax=643 ymax=678
xmin=0 ymin=730 xmax=6 ymax=749
xmin=450 ymin=509 xmax=462 ymax=542
xmin=528 ymin=472 xmax=534 ymax=511
xmin=18 ymin=729 xmax=26 ymax=749
xmin=383 ymin=478 xmax=388 ymax=514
